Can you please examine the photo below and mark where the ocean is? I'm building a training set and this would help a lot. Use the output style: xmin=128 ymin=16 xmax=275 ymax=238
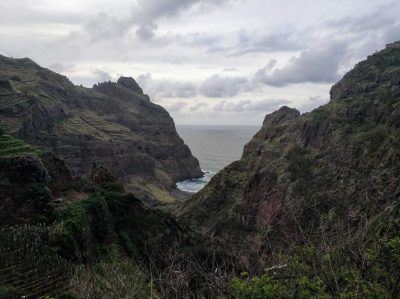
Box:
xmin=176 ymin=125 xmax=259 ymax=193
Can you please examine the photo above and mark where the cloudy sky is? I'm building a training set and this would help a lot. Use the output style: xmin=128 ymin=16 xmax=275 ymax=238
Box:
xmin=0 ymin=0 xmax=399 ymax=125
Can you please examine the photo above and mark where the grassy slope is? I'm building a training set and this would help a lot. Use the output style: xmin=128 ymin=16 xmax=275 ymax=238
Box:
xmin=0 ymin=134 xmax=41 ymax=157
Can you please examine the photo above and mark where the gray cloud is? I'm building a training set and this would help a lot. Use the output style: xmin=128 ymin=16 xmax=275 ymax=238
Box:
xmin=297 ymin=96 xmax=328 ymax=113
xmin=255 ymin=40 xmax=348 ymax=87
xmin=199 ymin=74 xmax=249 ymax=98
xmin=321 ymin=3 xmax=400 ymax=66
xmin=223 ymin=68 xmax=239 ymax=72
xmin=206 ymin=28 xmax=309 ymax=56
xmin=190 ymin=102 xmax=208 ymax=112
xmin=133 ymin=0 xmax=230 ymax=23
xmin=254 ymin=59 xmax=276 ymax=77
xmin=93 ymin=69 xmax=112 ymax=83
xmin=0 ymin=1 xmax=85 ymax=25
xmin=65 ymin=69 xmax=113 ymax=87
xmin=136 ymin=23 xmax=158 ymax=41
xmin=178 ymin=32 xmax=222 ymax=48
xmin=1 ymin=0 xmax=398 ymax=126
xmin=381 ymin=23 xmax=400 ymax=45
xmin=213 ymin=98 xmax=289 ymax=112
xmin=135 ymin=31 xmax=222 ymax=49
xmin=138 ymin=73 xmax=257 ymax=100
xmin=234 ymin=30 xmax=307 ymax=55
xmin=85 ymin=0 xmax=231 ymax=41
xmin=137 ymin=73 xmax=197 ymax=99
xmin=326 ymin=3 xmax=399 ymax=33
xmin=47 ymin=63 xmax=74 ymax=73
xmin=165 ymin=102 xmax=187 ymax=112
xmin=85 ymin=12 xmax=125 ymax=41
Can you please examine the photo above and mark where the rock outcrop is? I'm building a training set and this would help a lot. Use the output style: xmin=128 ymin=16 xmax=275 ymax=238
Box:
xmin=0 ymin=55 xmax=202 ymax=204
xmin=116 ymin=76 xmax=144 ymax=94
xmin=178 ymin=42 xmax=400 ymax=265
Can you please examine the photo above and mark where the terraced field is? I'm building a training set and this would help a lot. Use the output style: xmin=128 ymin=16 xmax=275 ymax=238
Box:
xmin=0 ymin=134 xmax=41 ymax=157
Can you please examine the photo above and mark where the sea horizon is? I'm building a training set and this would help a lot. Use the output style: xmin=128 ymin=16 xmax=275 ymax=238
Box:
xmin=176 ymin=124 xmax=259 ymax=193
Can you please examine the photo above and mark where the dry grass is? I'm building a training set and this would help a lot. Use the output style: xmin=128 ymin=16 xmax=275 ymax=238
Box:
xmin=69 ymin=253 xmax=152 ymax=299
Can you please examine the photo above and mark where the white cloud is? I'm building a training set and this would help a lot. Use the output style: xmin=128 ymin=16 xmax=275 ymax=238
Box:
xmin=255 ymin=40 xmax=348 ymax=87
xmin=190 ymin=102 xmax=208 ymax=112
xmin=164 ymin=102 xmax=187 ymax=112
xmin=213 ymin=98 xmax=289 ymax=112
xmin=297 ymin=96 xmax=329 ymax=113
xmin=84 ymin=0 xmax=232 ymax=41
xmin=92 ymin=69 xmax=112 ymax=83
xmin=326 ymin=3 xmax=398 ymax=33
xmin=136 ymin=23 xmax=158 ymax=41
xmin=137 ymin=73 xmax=197 ymax=99
xmin=199 ymin=74 xmax=249 ymax=98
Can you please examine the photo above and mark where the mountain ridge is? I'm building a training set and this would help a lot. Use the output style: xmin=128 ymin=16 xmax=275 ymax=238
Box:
xmin=178 ymin=41 xmax=400 ymax=266
xmin=0 ymin=54 xmax=203 ymax=205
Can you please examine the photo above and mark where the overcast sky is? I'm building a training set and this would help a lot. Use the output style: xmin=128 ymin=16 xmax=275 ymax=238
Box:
xmin=0 ymin=0 xmax=399 ymax=125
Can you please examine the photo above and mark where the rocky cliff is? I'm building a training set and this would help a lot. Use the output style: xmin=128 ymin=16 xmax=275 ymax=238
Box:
xmin=0 ymin=128 xmax=230 ymax=298
xmin=0 ymin=56 xmax=202 ymax=204
xmin=179 ymin=42 xmax=400 ymax=265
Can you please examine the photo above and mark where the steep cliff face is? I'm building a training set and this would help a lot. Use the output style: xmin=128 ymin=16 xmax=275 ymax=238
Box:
xmin=179 ymin=42 xmax=400 ymax=263
xmin=0 ymin=132 xmax=228 ymax=298
xmin=0 ymin=55 xmax=202 ymax=204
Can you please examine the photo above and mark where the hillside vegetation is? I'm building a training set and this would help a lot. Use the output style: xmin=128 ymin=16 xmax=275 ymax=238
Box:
xmin=2 ymin=43 xmax=400 ymax=298
xmin=179 ymin=42 xmax=400 ymax=297
xmin=0 ymin=128 xmax=231 ymax=298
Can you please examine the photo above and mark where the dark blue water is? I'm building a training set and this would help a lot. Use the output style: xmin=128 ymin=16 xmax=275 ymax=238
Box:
xmin=176 ymin=125 xmax=259 ymax=193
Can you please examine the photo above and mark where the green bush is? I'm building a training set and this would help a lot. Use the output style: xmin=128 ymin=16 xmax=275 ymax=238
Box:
xmin=231 ymin=273 xmax=330 ymax=299
xmin=388 ymin=236 xmax=400 ymax=265
xmin=55 ymin=193 xmax=113 ymax=261
xmin=230 ymin=236 xmax=400 ymax=299
xmin=232 ymin=274 xmax=288 ymax=299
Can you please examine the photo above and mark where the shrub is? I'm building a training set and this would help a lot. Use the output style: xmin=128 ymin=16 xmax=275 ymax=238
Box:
xmin=231 ymin=274 xmax=288 ymax=299
xmin=68 ymin=250 xmax=151 ymax=298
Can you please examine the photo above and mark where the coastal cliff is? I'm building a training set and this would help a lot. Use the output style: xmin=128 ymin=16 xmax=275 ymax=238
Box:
xmin=179 ymin=42 xmax=400 ymax=265
xmin=0 ymin=56 xmax=202 ymax=204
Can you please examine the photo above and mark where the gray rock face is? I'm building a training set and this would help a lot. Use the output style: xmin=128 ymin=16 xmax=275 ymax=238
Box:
xmin=0 ymin=55 xmax=202 ymax=204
